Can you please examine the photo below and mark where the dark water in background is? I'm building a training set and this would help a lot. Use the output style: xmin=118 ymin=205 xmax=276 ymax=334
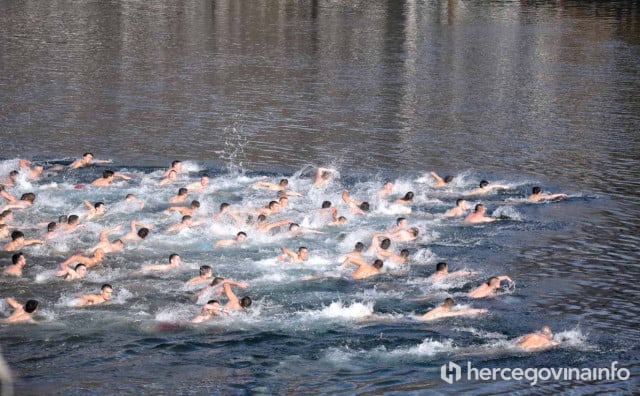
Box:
xmin=1 ymin=0 xmax=640 ymax=394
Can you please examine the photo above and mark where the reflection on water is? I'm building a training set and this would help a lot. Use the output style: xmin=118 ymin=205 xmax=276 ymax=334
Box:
xmin=1 ymin=0 xmax=639 ymax=394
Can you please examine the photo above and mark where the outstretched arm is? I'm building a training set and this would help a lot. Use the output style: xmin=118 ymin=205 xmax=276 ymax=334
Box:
xmin=99 ymin=225 xmax=122 ymax=242
xmin=5 ymin=297 xmax=21 ymax=309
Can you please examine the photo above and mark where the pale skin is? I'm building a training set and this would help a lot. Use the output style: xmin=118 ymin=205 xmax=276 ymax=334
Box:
xmin=467 ymin=182 xmax=510 ymax=196
xmin=158 ymin=170 xmax=177 ymax=186
xmin=214 ymin=233 xmax=247 ymax=249
xmin=3 ymin=236 xmax=44 ymax=252
xmin=89 ymin=226 xmax=124 ymax=253
xmin=140 ymin=255 xmax=181 ymax=273
xmin=185 ymin=176 xmax=210 ymax=192
xmin=444 ymin=200 xmax=468 ymax=217
xmin=186 ymin=269 xmax=213 ymax=286
xmin=428 ymin=266 xmax=476 ymax=282
xmin=515 ymin=326 xmax=560 ymax=351
xmin=222 ymin=280 xmax=249 ymax=310
xmin=342 ymin=190 xmax=366 ymax=215
xmin=468 ymin=276 xmax=513 ymax=298
xmin=57 ymin=248 xmax=105 ymax=272
xmin=121 ymin=220 xmax=153 ymax=241
xmin=417 ymin=301 xmax=487 ymax=321
xmin=464 ymin=205 xmax=497 ymax=224
xmin=528 ymin=192 xmax=568 ymax=202
xmin=69 ymin=153 xmax=111 ymax=169
xmin=429 ymin=172 xmax=449 ymax=187
xmin=1 ymin=298 xmax=36 ymax=323
xmin=91 ymin=172 xmax=131 ymax=187
xmin=76 ymin=286 xmax=113 ymax=306
xmin=58 ymin=264 xmax=87 ymax=281
xmin=314 ymin=167 xmax=334 ymax=187
xmin=278 ymin=247 xmax=308 ymax=263
xmin=255 ymin=219 xmax=294 ymax=233
xmin=3 ymin=255 xmax=26 ymax=277
xmin=341 ymin=256 xmax=382 ymax=279
xmin=84 ymin=200 xmax=106 ymax=220
xmin=191 ymin=301 xmax=227 ymax=323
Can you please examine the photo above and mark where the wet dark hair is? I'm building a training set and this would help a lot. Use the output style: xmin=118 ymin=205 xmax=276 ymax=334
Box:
xmin=359 ymin=202 xmax=370 ymax=212
xmin=190 ymin=200 xmax=200 ymax=209
xmin=182 ymin=215 xmax=192 ymax=222
xmin=138 ymin=228 xmax=150 ymax=239
xmin=11 ymin=230 xmax=24 ymax=240
xmin=354 ymin=242 xmax=364 ymax=252
xmin=321 ymin=201 xmax=332 ymax=209
xmin=288 ymin=223 xmax=300 ymax=230
xmin=68 ymin=215 xmax=80 ymax=224
xmin=171 ymin=160 xmax=181 ymax=167
xmin=532 ymin=186 xmax=541 ymax=194
xmin=206 ymin=299 xmax=219 ymax=305
xmin=237 ymin=231 xmax=247 ymax=238
xmin=211 ymin=277 xmax=225 ymax=286
xmin=372 ymin=259 xmax=384 ymax=269
xmin=9 ymin=170 xmax=19 ymax=178
xmin=268 ymin=201 xmax=279 ymax=209
xmin=20 ymin=193 xmax=36 ymax=203
xmin=402 ymin=192 xmax=414 ymax=201
xmin=199 ymin=265 xmax=212 ymax=276
xmin=101 ymin=284 xmax=113 ymax=291
xmin=94 ymin=202 xmax=105 ymax=209
xmin=12 ymin=252 xmax=24 ymax=264
xmin=74 ymin=263 xmax=87 ymax=271
xmin=47 ymin=222 xmax=57 ymax=232
xmin=102 ymin=170 xmax=115 ymax=178
xmin=444 ymin=175 xmax=454 ymax=183
xmin=257 ymin=214 xmax=267 ymax=223
xmin=443 ymin=298 xmax=455 ymax=308
xmin=279 ymin=179 xmax=288 ymax=187
xmin=83 ymin=152 xmax=94 ymax=158
xmin=436 ymin=262 xmax=448 ymax=271
xmin=479 ymin=180 xmax=489 ymax=188
xmin=409 ymin=227 xmax=419 ymax=237
xmin=396 ymin=217 xmax=406 ymax=225
xmin=24 ymin=300 xmax=38 ymax=313
xmin=58 ymin=214 xmax=68 ymax=224
xmin=178 ymin=188 xmax=188 ymax=195
xmin=400 ymin=249 xmax=410 ymax=258
xmin=379 ymin=238 xmax=391 ymax=250
xmin=455 ymin=198 xmax=465 ymax=206
xmin=474 ymin=204 xmax=484 ymax=212
xmin=240 ymin=296 xmax=252 ymax=308
xmin=219 ymin=203 xmax=230 ymax=211
xmin=169 ymin=253 xmax=180 ymax=262
xmin=487 ymin=277 xmax=499 ymax=286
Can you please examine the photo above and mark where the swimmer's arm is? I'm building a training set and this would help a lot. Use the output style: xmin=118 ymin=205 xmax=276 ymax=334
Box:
xmin=542 ymin=193 xmax=568 ymax=200
xmin=131 ymin=220 xmax=153 ymax=231
xmin=83 ymin=200 xmax=95 ymax=212
xmin=99 ymin=225 xmax=122 ymax=242
xmin=496 ymin=275 xmax=513 ymax=283
xmin=23 ymin=239 xmax=44 ymax=246
xmin=264 ymin=220 xmax=293 ymax=232
xmin=5 ymin=297 xmax=21 ymax=309
xmin=341 ymin=256 xmax=367 ymax=268
xmin=113 ymin=173 xmax=131 ymax=180
xmin=280 ymin=247 xmax=297 ymax=261
xmin=430 ymin=171 xmax=444 ymax=183
xmin=284 ymin=189 xmax=303 ymax=198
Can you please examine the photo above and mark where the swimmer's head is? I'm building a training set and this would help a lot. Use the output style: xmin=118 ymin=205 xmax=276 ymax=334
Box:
xmin=12 ymin=252 xmax=25 ymax=265
xmin=532 ymin=186 xmax=541 ymax=195
xmin=354 ymin=242 xmax=364 ymax=252
xmin=479 ymin=180 xmax=489 ymax=188
xmin=68 ymin=215 xmax=80 ymax=225
xmin=400 ymin=249 xmax=410 ymax=259
xmin=402 ymin=192 xmax=414 ymax=201
xmin=321 ymin=201 xmax=332 ymax=209
xmin=138 ymin=228 xmax=150 ymax=239
xmin=373 ymin=259 xmax=384 ymax=270
xmin=20 ymin=193 xmax=36 ymax=203
xmin=443 ymin=298 xmax=455 ymax=308
xmin=47 ymin=222 xmax=57 ymax=233
xmin=236 ymin=232 xmax=247 ymax=241
xmin=379 ymin=238 xmax=391 ymax=250
xmin=219 ymin=203 xmax=230 ymax=212
xmin=102 ymin=170 xmax=115 ymax=179
xmin=178 ymin=188 xmax=188 ymax=196
xmin=409 ymin=227 xmax=419 ymax=237
xmin=169 ymin=254 xmax=181 ymax=265
xmin=444 ymin=175 xmax=454 ymax=183
xmin=540 ymin=326 xmax=553 ymax=338
xmin=24 ymin=300 xmax=39 ymax=313
xmin=298 ymin=247 xmax=308 ymax=260
xmin=211 ymin=277 xmax=225 ymax=286
xmin=101 ymin=284 xmax=113 ymax=300
xmin=11 ymin=230 xmax=24 ymax=241
xmin=279 ymin=179 xmax=288 ymax=187
xmin=474 ymin=204 xmax=485 ymax=213
xmin=456 ymin=199 xmax=466 ymax=207
xmin=487 ymin=277 xmax=500 ymax=287
xmin=288 ymin=223 xmax=300 ymax=231
xmin=75 ymin=264 xmax=87 ymax=277
xmin=240 ymin=296 xmax=252 ymax=308
xmin=199 ymin=265 xmax=212 ymax=276
xmin=436 ymin=262 xmax=448 ymax=272
xmin=268 ymin=201 xmax=280 ymax=211
xmin=359 ymin=202 xmax=370 ymax=212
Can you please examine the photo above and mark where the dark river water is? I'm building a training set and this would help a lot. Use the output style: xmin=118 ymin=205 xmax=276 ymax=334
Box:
xmin=1 ymin=1 xmax=639 ymax=395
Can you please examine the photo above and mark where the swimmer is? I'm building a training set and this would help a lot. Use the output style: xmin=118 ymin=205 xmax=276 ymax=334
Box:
xmin=342 ymin=189 xmax=370 ymax=215
xmin=256 ymin=201 xmax=281 ymax=217
xmin=2 ymin=231 xmax=44 ymax=252
xmin=467 ymin=180 xmax=510 ymax=196
xmin=468 ymin=275 xmax=513 ymax=298
xmin=254 ymin=215 xmax=294 ymax=233
xmin=191 ymin=300 xmax=227 ymax=323
xmin=0 ymin=189 xmax=36 ymax=211
xmin=388 ymin=217 xmax=408 ymax=233
xmin=278 ymin=246 xmax=308 ymax=263
xmin=59 ymin=214 xmax=82 ymax=233
xmin=167 ymin=187 xmax=189 ymax=203
xmin=3 ymin=252 xmax=27 ymax=277
xmin=91 ymin=170 xmax=131 ymax=187
xmin=124 ymin=193 xmax=145 ymax=210
xmin=341 ymin=257 xmax=383 ymax=279
xmin=84 ymin=200 xmax=106 ymax=220
xmin=379 ymin=227 xmax=419 ymax=243
xmin=162 ymin=160 xmax=183 ymax=177
xmin=68 ymin=152 xmax=111 ymax=169
xmin=464 ymin=204 xmax=497 ymax=224
xmin=428 ymin=262 xmax=476 ymax=282
xmin=57 ymin=248 xmax=105 ymax=271
xmin=166 ymin=200 xmax=200 ymax=217
xmin=416 ymin=298 xmax=486 ymax=321
xmin=313 ymin=167 xmax=335 ymax=187
xmin=214 ymin=231 xmax=247 ymax=249
xmin=186 ymin=265 xmax=213 ymax=286
xmin=0 ymin=170 xmax=19 ymax=188
xmin=444 ymin=198 xmax=469 ymax=217
xmin=89 ymin=226 xmax=125 ymax=254
xmin=528 ymin=186 xmax=568 ymax=202
xmin=514 ymin=326 xmax=560 ymax=351
xmin=0 ymin=298 xmax=38 ymax=323
xmin=394 ymin=191 xmax=414 ymax=205
xmin=344 ymin=242 xmax=365 ymax=261
xmin=0 ymin=224 xmax=10 ymax=240
xmin=429 ymin=172 xmax=454 ymax=188
xmin=120 ymin=220 xmax=153 ymax=242
xmin=192 ymin=276 xmax=226 ymax=301
xmin=286 ymin=223 xmax=324 ymax=236
xmin=378 ymin=180 xmax=395 ymax=199
xmin=221 ymin=280 xmax=252 ymax=311
xmin=57 ymin=263 xmax=87 ymax=281
xmin=158 ymin=169 xmax=177 ymax=186
xmin=213 ymin=203 xmax=244 ymax=226
xmin=165 ymin=215 xmax=207 ymax=234
xmin=75 ymin=284 xmax=113 ymax=306
xmin=185 ymin=174 xmax=210 ymax=193
xmin=140 ymin=253 xmax=182 ymax=273
xmin=0 ymin=210 xmax=13 ymax=225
